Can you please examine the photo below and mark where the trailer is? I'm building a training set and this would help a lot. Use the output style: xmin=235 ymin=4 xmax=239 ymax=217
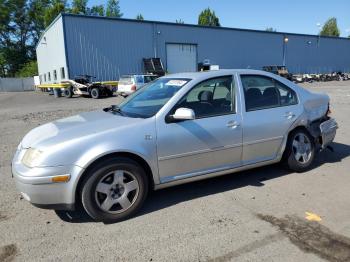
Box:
xmin=61 ymin=75 xmax=117 ymax=99
xmin=37 ymin=76 xmax=118 ymax=99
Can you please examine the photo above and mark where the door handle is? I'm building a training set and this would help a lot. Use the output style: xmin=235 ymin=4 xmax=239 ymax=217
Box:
xmin=284 ymin=112 xmax=296 ymax=119
xmin=226 ymin=121 xmax=240 ymax=129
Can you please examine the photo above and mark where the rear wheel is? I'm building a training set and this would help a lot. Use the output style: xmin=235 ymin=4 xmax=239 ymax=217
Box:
xmin=80 ymin=158 xmax=148 ymax=222
xmin=106 ymin=89 xmax=114 ymax=97
xmin=64 ymin=87 xmax=73 ymax=98
xmin=283 ymin=129 xmax=315 ymax=172
xmin=90 ymin=88 xmax=100 ymax=99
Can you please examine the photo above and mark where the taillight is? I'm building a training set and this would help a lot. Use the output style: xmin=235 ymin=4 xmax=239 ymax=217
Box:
xmin=131 ymin=85 xmax=136 ymax=91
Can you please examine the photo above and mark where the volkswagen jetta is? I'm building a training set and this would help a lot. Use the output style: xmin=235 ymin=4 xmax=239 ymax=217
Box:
xmin=12 ymin=70 xmax=337 ymax=222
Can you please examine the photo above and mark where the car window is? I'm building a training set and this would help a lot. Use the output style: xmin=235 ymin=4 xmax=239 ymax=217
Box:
xmin=119 ymin=76 xmax=134 ymax=85
xmin=135 ymin=76 xmax=144 ymax=83
xmin=144 ymin=76 xmax=157 ymax=83
xmin=174 ymin=76 xmax=235 ymax=118
xmin=241 ymin=75 xmax=297 ymax=112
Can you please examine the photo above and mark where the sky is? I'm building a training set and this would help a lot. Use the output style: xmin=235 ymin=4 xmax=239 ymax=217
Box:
xmin=87 ymin=0 xmax=350 ymax=37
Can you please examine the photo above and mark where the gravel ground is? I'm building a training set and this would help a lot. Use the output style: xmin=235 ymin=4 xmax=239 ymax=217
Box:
xmin=0 ymin=82 xmax=350 ymax=261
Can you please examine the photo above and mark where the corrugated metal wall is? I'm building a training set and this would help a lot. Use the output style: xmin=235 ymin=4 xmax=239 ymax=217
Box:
xmin=64 ymin=16 xmax=155 ymax=81
xmin=37 ymin=14 xmax=350 ymax=82
xmin=285 ymin=35 xmax=350 ymax=73
xmin=155 ymin=24 xmax=283 ymax=71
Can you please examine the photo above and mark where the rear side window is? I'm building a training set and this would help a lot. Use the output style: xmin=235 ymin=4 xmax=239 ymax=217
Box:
xmin=135 ymin=76 xmax=144 ymax=83
xmin=241 ymin=75 xmax=297 ymax=111
xmin=119 ymin=76 xmax=133 ymax=85
xmin=144 ymin=75 xmax=157 ymax=83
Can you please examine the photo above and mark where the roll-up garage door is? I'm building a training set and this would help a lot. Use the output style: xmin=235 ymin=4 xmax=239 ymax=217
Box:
xmin=166 ymin=44 xmax=197 ymax=73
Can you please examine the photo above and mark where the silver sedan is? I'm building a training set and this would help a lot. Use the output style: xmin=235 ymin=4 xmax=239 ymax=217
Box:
xmin=12 ymin=69 xmax=337 ymax=222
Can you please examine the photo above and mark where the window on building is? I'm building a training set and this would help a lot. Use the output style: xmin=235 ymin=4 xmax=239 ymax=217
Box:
xmin=60 ymin=67 xmax=65 ymax=79
xmin=53 ymin=70 xmax=57 ymax=81
xmin=48 ymin=72 xmax=51 ymax=81
xmin=44 ymin=74 xmax=47 ymax=82
xmin=39 ymin=75 xmax=42 ymax=83
xmin=241 ymin=75 xmax=298 ymax=112
xmin=174 ymin=76 xmax=235 ymax=118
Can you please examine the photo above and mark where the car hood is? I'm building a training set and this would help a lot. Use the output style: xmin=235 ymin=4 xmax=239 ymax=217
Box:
xmin=21 ymin=110 xmax=141 ymax=149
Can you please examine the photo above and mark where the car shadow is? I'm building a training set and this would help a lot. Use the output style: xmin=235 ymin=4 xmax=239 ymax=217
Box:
xmin=55 ymin=142 xmax=350 ymax=224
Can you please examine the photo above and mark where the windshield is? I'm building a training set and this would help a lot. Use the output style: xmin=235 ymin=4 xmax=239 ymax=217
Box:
xmin=117 ymin=78 xmax=191 ymax=118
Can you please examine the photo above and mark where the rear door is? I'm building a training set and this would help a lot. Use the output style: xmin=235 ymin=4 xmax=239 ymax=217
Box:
xmin=118 ymin=76 xmax=134 ymax=93
xmin=239 ymin=74 xmax=302 ymax=165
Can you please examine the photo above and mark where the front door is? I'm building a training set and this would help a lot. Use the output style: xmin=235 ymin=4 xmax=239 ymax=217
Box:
xmin=156 ymin=76 xmax=243 ymax=183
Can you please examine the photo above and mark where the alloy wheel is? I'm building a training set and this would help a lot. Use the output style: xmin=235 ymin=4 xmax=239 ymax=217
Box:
xmin=292 ymin=133 xmax=312 ymax=164
xmin=94 ymin=170 xmax=139 ymax=214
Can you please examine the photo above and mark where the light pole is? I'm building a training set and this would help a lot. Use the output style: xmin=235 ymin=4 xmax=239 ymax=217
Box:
xmin=317 ymin=23 xmax=322 ymax=47
xmin=282 ymin=36 xmax=289 ymax=67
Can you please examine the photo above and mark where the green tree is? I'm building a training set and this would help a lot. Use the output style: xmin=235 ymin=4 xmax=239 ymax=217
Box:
xmin=266 ymin=27 xmax=276 ymax=32
xmin=0 ymin=0 xmax=33 ymax=76
xmin=71 ymin=0 xmax=88 ymax=14
xmin=44 ymin=0 xmax=66 ymax=27
xmin=15 ymin=60 xmax=38 ymax=77
xmin=0 ymin=50 xmax=8 ymax=77
xmin=106 ymin=0 xmax=122 ymax=17
xmin=88 ymin=5 xmax=105 ymax=16
xmin=176 ymin=19 xmax=184 ymax=24
xmin=198 ymin=8 xmax=220 ymax=26
xmin=136 ymin=13 xmax=144 ymax=20
xmin=28 ymin=0 xmax=52 ymax=43
xmin=320 ymin=17 xmax=340 ymax=37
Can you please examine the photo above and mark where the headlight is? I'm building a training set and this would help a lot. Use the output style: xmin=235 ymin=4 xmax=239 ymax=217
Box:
xmin=22 ymin=148 xmax=44 ymax=168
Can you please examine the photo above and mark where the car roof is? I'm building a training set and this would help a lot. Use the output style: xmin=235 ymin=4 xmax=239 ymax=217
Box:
xmin=162 ymin=69 xmax=268 ymax=81
xmin=121 ymin=74 xmax=157 ymax=77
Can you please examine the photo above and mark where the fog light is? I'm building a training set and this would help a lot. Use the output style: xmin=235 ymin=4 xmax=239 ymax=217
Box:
xmin=51 ymin=175 xmax=70 ymax=183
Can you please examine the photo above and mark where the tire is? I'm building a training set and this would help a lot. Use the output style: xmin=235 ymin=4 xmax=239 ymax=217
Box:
xmin=80 ymin=158 xmax=149 ymax=222
xmin=64 ymin=87 xmax=73 ymax=98
xmin=282 ymin=129 xmax=315 ymax=172
xmin=106 ymin=89 xmax=114 ymax=97
xmin=90 ymin=88 xmax=100 ymax=99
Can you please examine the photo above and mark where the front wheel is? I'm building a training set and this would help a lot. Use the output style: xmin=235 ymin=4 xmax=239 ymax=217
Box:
xmin=80 ymin=158 xmax=149 ymax=222
xmin=282 ymin=129 xmax=315 ymax=172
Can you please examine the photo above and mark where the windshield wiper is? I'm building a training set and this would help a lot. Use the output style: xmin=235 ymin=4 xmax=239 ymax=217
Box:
xmin=103 ymin=105 xmax=124 ymax=116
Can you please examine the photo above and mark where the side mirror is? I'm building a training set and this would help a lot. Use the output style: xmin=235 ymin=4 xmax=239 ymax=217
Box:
xmin=167 ymin=108 xmax=195 ymax=123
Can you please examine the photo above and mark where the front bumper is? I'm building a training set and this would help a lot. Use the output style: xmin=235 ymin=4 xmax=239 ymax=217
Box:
xmin=12 ymin=152 xmax=84 ymax=210
xmin=320 ymin=118 xmax=338 ymax=148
